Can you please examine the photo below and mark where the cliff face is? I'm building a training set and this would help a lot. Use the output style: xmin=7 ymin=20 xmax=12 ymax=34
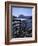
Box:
xmin=11 ymin=15 xmax=32 ymax=38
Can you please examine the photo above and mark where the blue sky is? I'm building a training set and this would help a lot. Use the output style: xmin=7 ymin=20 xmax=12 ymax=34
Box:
xmin=12 ymin=7 xmax=32 ymax=17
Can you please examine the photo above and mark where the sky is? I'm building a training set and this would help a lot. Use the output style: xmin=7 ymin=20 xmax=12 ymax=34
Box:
xmin=12 ymin=7 xmax=32 ymax=17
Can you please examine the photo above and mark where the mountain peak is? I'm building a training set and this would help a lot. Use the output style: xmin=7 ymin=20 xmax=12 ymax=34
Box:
xmin=18 ymin=14 xmax=32 ymax=19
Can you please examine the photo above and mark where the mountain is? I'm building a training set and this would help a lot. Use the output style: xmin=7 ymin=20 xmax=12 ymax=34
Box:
xmin=18 ymin=15 xmax=32 ymax=19
xmin=13 ymin=16 xmax=17 ymax=18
